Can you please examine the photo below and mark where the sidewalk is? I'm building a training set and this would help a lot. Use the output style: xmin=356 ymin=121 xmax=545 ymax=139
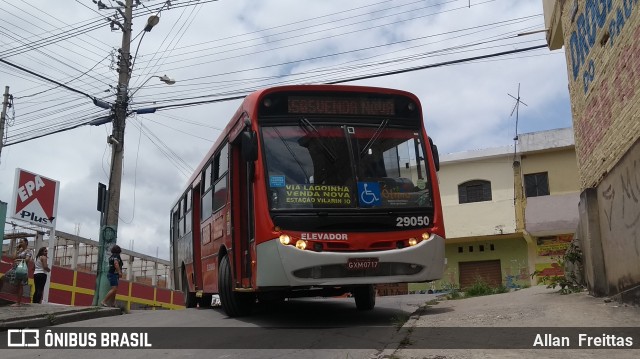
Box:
xmin=0 ymin=302 xmax=121 ymax=330
xmin=386 ymin=285 xmax=640 ymax=358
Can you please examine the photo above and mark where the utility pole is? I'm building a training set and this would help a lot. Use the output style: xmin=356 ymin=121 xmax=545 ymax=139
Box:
xmin=93 ymin=0 xmax=133 ymax=306
xmin=1 ymin=86 xmax=11 ymax=162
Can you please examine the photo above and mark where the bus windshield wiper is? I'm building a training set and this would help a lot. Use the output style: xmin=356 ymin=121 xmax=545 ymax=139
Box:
xmin=360 ymin=119 xmax=388 ymax=158
xmin=299 ymin=118 xmax=337 ymax=163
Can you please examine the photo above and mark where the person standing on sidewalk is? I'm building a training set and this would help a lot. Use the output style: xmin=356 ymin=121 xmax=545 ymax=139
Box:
xmin=32 ymin=247 xmax=51 ymax=304
xmin=101 ymin=245 xmax=123 ymax=307
xmin=9 ymin=238 xmax=33 ymax=306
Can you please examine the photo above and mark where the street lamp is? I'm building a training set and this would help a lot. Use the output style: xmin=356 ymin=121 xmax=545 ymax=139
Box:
xmin=130 ymin=75 xmax=176 ymax=98
xmin=144 ymin=15 xmax=160 ymax=32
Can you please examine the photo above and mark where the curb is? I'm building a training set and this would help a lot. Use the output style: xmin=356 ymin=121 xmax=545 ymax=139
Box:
xmin=374 ymin=302 xmax=429 ymax=358
xmin=0 ymin=307 xmax=122 ymax=330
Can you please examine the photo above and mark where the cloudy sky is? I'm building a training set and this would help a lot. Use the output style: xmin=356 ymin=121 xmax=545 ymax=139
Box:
xmin=0 ymin=0 xmax=571 ymax=260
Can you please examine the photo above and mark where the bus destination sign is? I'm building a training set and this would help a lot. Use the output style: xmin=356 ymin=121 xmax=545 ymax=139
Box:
xmin=288 ymin=96 xmax=395 ymax=116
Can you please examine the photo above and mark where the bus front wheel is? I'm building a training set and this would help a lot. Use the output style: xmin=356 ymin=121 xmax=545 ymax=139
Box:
xmin=353 ymin=284 xmax=376 ymax=311
xmin=218 ymin=255 xmax=254 ymax=317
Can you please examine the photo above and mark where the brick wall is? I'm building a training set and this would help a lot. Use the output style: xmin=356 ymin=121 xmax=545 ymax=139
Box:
xmin=559 ymin=0 xmax=640 ymax=189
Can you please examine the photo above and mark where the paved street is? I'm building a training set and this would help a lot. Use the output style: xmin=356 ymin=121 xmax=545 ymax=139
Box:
xmin=2 ymin=286 xmax=640 ymax=358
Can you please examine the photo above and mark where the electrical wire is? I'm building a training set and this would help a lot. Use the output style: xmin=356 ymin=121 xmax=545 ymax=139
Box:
xmin=146 ymin=44 xmax=549 ymax=112
xmin=0 ymin=58 xmax=100 ymax=101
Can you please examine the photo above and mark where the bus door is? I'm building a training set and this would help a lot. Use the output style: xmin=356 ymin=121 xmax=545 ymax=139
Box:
xmin=190 ymin=185 xmax=203 ymax=293
xmin=231 ymin=130 xmax=256 ymax=288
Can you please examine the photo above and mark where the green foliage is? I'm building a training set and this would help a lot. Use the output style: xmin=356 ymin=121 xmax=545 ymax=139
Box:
xmin=464 ymin=278 xmax=510 ymax=297
xmin=532 ymin=242 xmax=584 ymax=294
xmin=441 ymin=281 xmax=461 ymax=299
xmin=425 ymin=299 xmax=439 ymax=306
xmin=440 ymin=279 xmax=512 ymax=299
xmin=391 ymin=314 xmax=409 ymax=330
xmin=465 ymin=280 xmax=494 ymax=296
xmin=399 ymin=336 xmax=413 ymax=347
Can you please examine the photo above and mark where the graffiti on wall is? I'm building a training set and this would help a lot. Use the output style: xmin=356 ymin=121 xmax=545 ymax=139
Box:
xmin=504 ymin=259 xmax=530 ymax=288
xmin=601 ymin=157 xmax=640 ymax=233
xmin=535 ymin=262 xmax=564 ymax=277
xmin=537 ymin=234 xmax=574 ymax=256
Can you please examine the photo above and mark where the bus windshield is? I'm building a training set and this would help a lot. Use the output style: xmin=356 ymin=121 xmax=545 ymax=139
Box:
xmin=262 ymin=120 xmax=433 ymax=210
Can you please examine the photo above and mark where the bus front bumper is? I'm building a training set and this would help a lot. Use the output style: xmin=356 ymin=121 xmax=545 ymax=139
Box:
xmin=256 ymin=234 xmax=445 ymax=288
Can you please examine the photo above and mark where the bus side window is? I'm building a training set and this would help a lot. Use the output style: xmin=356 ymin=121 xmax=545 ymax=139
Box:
xmin=213 ymin=143 xmax=229 ymax=213
xmin=201 ymin=162 xmax=214 ymax=221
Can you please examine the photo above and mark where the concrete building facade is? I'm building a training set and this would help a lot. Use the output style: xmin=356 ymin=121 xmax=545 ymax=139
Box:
xmin=437 ymin=145 xmax=528 ymax=290
xmin=544 ymin=0 xmax=640 ymax=303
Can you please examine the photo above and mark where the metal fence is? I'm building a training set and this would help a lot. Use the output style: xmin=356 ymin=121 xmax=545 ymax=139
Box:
xmin=2 ymin=223 xmax=171 ymax=289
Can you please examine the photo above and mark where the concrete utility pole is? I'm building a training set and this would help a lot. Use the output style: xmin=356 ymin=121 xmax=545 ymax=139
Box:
xmin=1 ymin=86 xmax=11 ymax=162
xmin=93 ymin=0 xmax=133 ymax=306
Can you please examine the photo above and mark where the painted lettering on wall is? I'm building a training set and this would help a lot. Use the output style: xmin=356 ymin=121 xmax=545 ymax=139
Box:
xmin=575 ymin=25 xmax=640 ymax=165
xmin=569 ymin=0 xmax=637 ymax=93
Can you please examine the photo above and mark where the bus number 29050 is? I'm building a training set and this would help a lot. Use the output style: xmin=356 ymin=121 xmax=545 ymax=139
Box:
xmin=396 ymin=216 xmax=430 ymax=227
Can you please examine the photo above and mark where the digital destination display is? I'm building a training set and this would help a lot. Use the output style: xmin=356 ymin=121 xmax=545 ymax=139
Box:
xmin=288 ymin=96 xmax=395 ymax=116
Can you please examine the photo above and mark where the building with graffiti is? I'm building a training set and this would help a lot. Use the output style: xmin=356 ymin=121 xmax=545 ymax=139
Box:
xmin=544 ymin=0 xmax=640 ymax=304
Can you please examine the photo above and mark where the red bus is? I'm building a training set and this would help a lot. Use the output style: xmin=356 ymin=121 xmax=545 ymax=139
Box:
xmin=170 ymin=84 xmax=445 ymax=316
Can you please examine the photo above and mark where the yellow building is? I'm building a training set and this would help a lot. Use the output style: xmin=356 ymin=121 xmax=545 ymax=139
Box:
xmin=515 ymin=128 xmax=580 ymax=281
xmin=411 ymin=128 xmax=580 ymax=293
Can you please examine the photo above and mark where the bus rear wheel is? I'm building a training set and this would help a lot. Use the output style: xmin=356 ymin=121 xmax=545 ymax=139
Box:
xmin=353 ymin=284 xmax=376 ymax=311
xmin=182 ymin=270 xmax=198 ymax=308
xmin=218 ymin=255 xmax=254 ymax=317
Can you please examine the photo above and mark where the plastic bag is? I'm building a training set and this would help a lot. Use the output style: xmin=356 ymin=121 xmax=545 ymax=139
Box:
xmin=15 ymin=260 xmax=27 ymax=280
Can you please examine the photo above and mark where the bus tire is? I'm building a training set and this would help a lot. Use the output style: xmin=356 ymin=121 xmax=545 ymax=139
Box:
xmin=218 ymin=255 xmax=254 ymax=317
xmin=353 ymin=284 xmax=376 ymax=311
xmin=182 ymin=270 xmax=198 ymax=308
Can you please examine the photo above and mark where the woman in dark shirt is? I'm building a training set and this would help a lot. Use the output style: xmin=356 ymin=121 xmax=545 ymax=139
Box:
xmin=101 ymin=245 xmax=123 ymax=307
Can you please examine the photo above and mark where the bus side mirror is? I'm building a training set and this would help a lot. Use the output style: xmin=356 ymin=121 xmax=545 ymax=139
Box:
xmin=429 ymin=137 xmax=440 ymax=172
xmin=241 ymin=131 xmax=258 ymax=162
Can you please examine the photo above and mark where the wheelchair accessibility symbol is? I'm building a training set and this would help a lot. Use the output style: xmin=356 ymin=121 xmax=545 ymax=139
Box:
xmin=357 ymin=182 xmax=381 ymax=207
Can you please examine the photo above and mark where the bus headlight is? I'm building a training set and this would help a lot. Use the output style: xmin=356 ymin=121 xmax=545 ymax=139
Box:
xmin=422 ymin=232 xmax=431 ymax=240
xmin=295 ymin=240 xmax=307 ymax=250
xmin=279 ymin=234 xmax=291 ymax=245
xmin=408 ymin=238 xmax=418 ymax=246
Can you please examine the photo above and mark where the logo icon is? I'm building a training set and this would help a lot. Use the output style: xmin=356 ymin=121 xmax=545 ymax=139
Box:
xmin=357 ymin=182 xmax=381 ymax=207
xmin=7 ymin=329 xmax=39 ymax=347
xmin=11 ymin=169 xmax=60 ymax=229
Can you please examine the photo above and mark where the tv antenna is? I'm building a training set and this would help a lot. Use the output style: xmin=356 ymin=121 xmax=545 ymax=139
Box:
xmin=508 ymin=84 xmax=527 ymax=205
xmin=509 ymin=83 xmax=527 ymax=142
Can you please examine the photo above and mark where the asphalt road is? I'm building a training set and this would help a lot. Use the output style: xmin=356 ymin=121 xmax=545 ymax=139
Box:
xmin=1 ymin=294 xmax=435 ymax=359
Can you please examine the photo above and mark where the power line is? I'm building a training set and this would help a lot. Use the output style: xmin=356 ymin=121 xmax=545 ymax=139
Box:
xmin=147 ymin=44 xmax=548 ymax=112
xmin=0 ymin=57 xmax=101 ymax=101
xmin=327 ymin=44 xmax=548 ymax=83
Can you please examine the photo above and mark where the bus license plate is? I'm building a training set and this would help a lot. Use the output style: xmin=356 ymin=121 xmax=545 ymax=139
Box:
xmin=347 ymin=258 xmax=379 ymax=270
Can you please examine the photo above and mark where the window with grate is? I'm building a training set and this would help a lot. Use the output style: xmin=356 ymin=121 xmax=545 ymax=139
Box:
xmin=524 ymin=172 xmax=550 ymax=197
xmin=458 ymin=180 xmax=492 ymax=204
